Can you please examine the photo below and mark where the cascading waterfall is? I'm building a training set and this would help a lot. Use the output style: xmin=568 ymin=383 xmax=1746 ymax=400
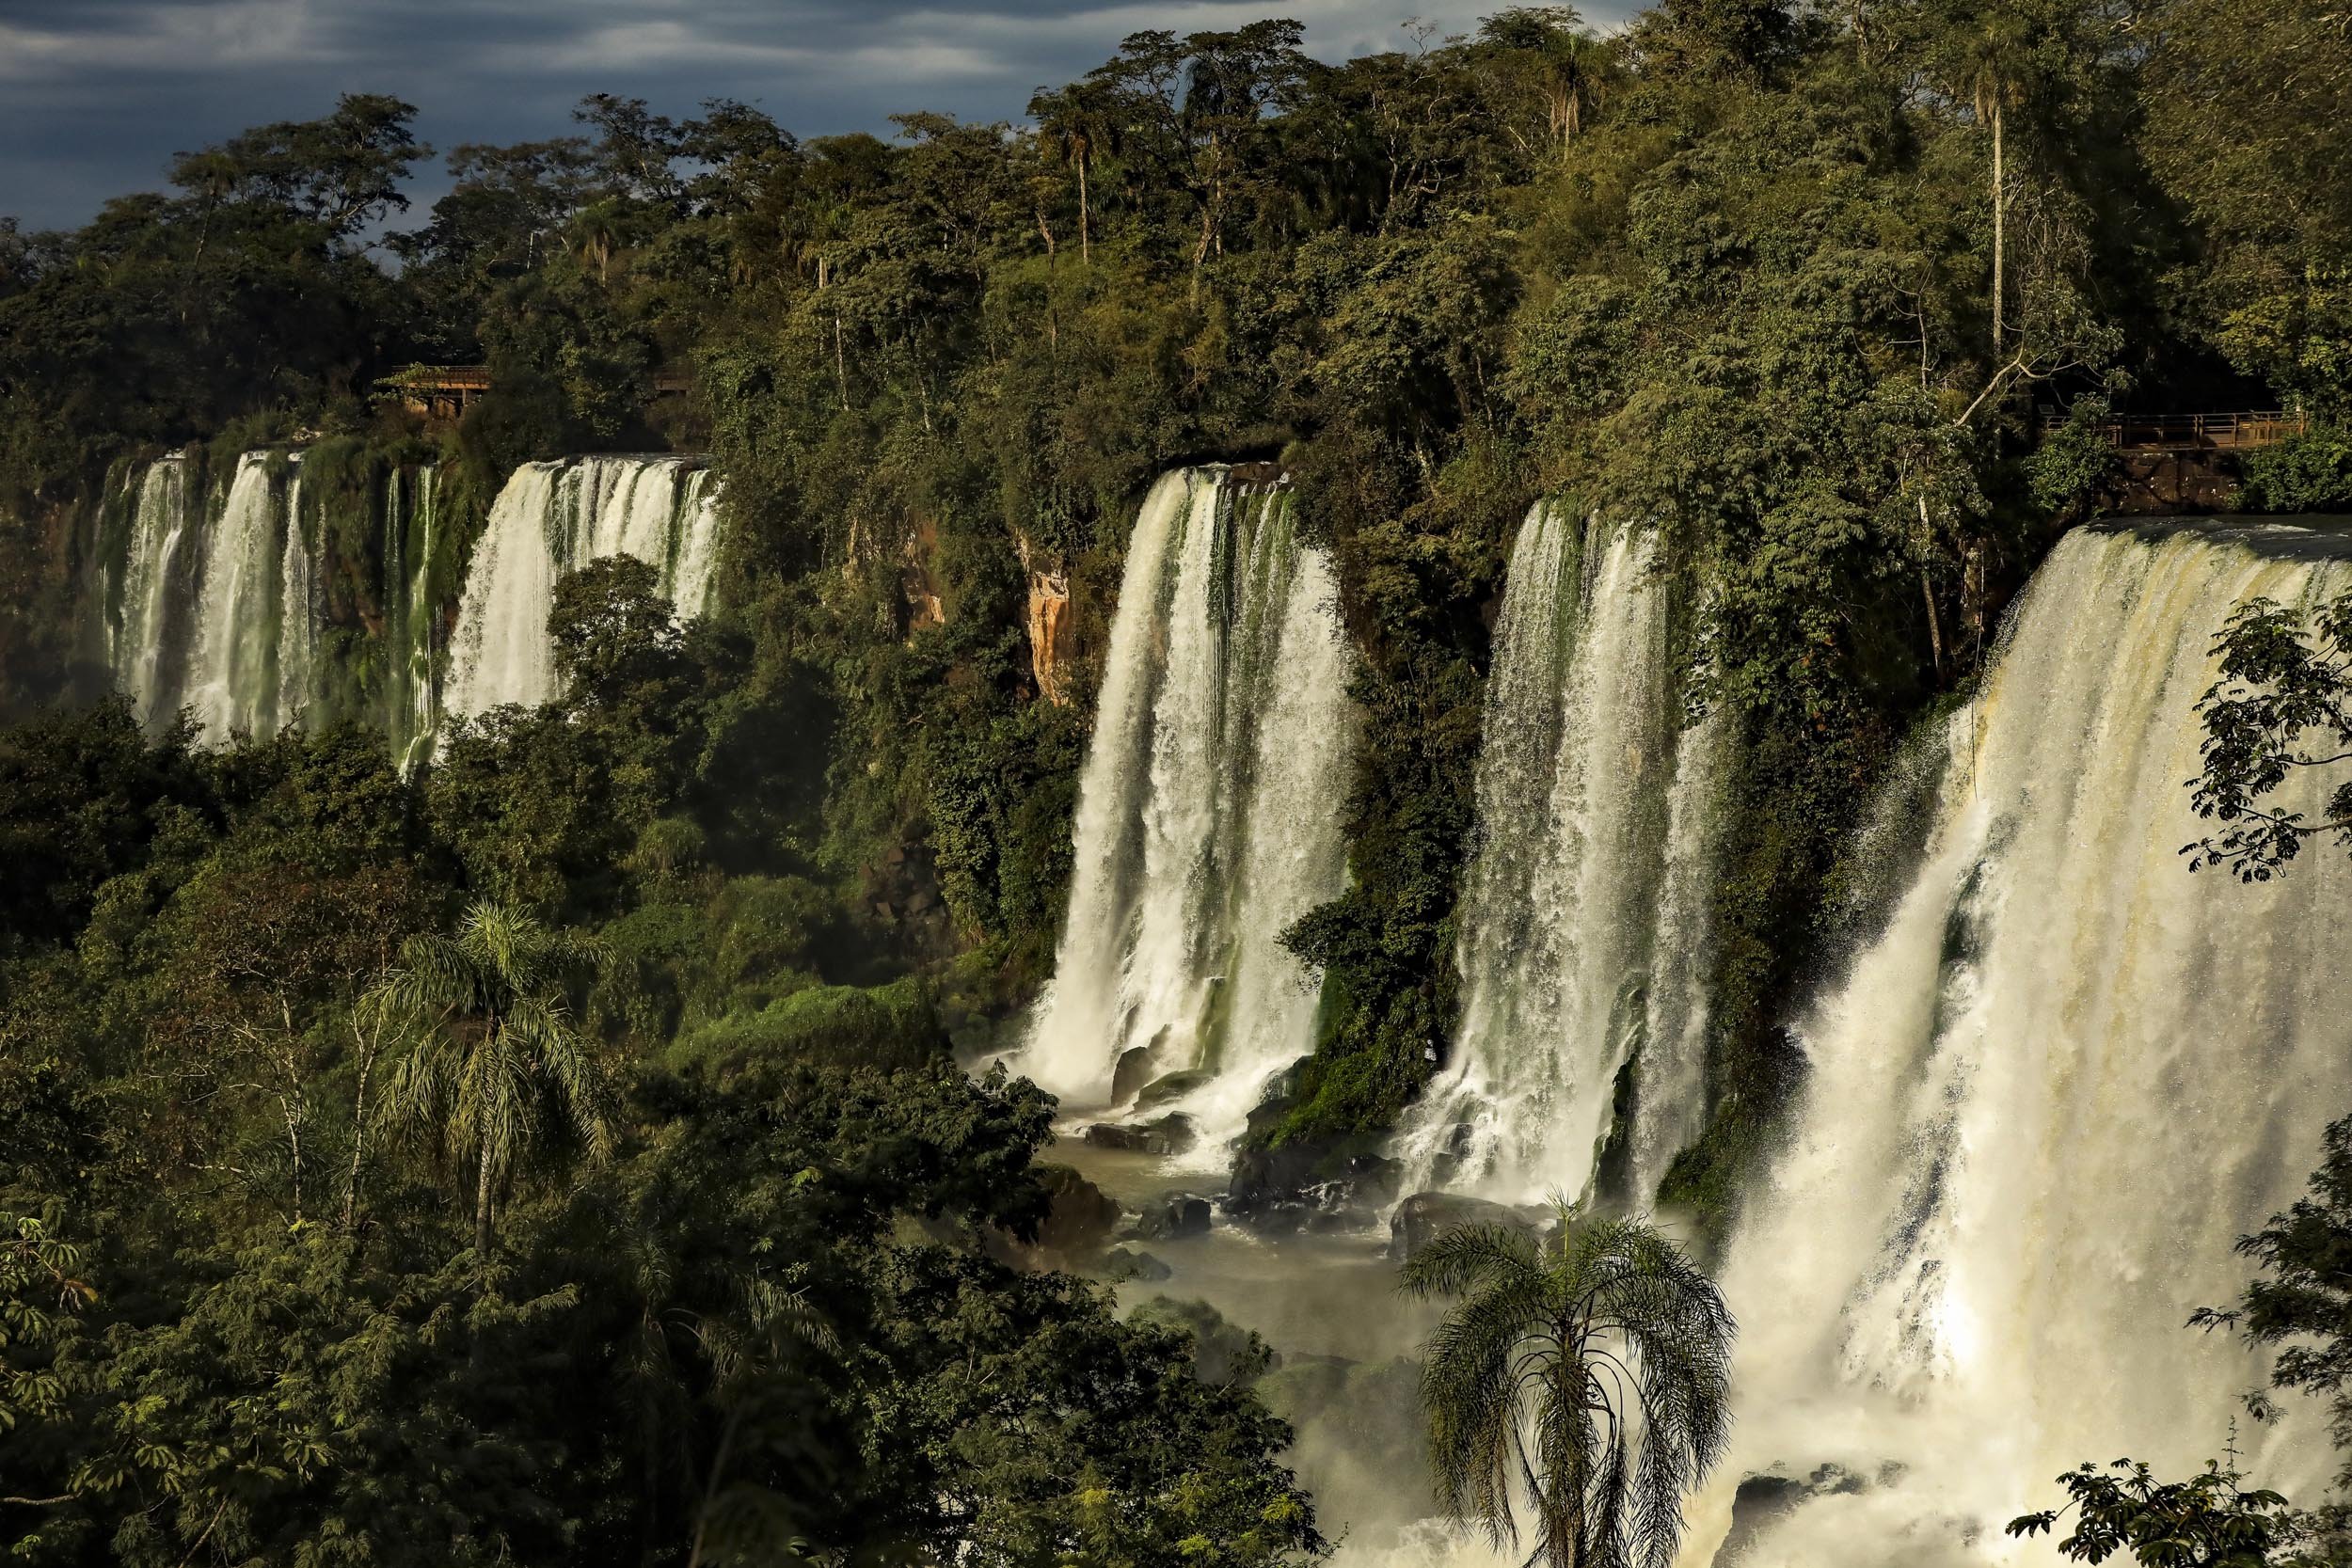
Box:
xmin=441 ymin=455 xmax=723 ymax=721
xmin=1394 ymin=503 xmax=1725 ymax=1206
xmin=103 ymin=451 xmax=318 ymax=740
xmin=184 ymin=452 xmax=314 ymax=740
xmin=1686 ymin=518 xmax=2352 ymax=1567
xmin=1025 ymin=467 xmax=1355 ymax=1151
xmin=104 ymin=455 xmax=196 ymax=726
xmin=383 ymin=465 xmax=442 ymax=771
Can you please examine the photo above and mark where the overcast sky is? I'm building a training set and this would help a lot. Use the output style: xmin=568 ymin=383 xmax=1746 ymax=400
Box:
xmin=2 ymin=0 xmax=1636 ymax=233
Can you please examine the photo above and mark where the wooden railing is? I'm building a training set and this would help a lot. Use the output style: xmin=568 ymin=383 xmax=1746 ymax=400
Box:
xmin=382 ymin=364 xmax=693 ymax=417
xmin=2042 ymin=409 xmax=2311 ymax=451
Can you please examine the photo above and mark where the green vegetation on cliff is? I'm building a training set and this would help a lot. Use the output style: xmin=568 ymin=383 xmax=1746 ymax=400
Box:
xmin=2 ymin=5 xmax=2349 ymax=1553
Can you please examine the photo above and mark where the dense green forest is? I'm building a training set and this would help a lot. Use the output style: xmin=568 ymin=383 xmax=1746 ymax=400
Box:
xmin=5 ymin=0 xmax=2352 ymax=1561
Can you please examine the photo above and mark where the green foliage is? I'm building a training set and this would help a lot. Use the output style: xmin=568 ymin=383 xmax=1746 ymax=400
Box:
xmin=2185 ymin=591 xmax=2352 ymax=880
xmin=674 ymin=977 xmax=946 ymax=1077
xmin=0 ymin=695 xmax=205 ymax=945
xmin=2009 ymin=1459 xmax=2303 ymax=1568
xmin=2028 ymin=401 xmax=2121 ymax=517
xmin=8 ymin=8 xmax=2352 ymax=1554
xmin=2193 ymin=1116 xmax=2352 ymax=1488
xmin=1402 ymin=1204 xmax=1734 ymax=1568
xmin=2240 ymin=429 xmax=2352 ymax=515
xmin=369 ymin=900 xmax=613 ymax=1254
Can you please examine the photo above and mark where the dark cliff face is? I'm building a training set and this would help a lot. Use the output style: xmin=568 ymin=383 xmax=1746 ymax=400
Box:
xmin=2 ymin=494 xmax=98 ymax=719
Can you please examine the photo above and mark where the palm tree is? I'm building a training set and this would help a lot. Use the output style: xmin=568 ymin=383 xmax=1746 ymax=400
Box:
xmin=1942 ymin=8 xmax=2035 ymax=359
xmin=368 ymin=901 xmax=612 ymax=1257
xmin=1403 ymin=1203 xmax=1735 ymax=1568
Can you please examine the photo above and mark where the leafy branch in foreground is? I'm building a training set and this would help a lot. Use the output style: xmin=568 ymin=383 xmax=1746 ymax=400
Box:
xmin=2192 ymin=1114 xmax=2352 ymax=1488
xmin=1402 ymin=1203 xmax=1732 ymax=1568
xmin=2185 ymin=592 xmax=2352 ymax=880
xmin=2008 ymin=1457 xmax=2302 ymax=1567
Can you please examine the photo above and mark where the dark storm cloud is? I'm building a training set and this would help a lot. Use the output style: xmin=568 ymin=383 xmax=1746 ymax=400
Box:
xmin=0 ymin=0 xmax=1634 ymax=231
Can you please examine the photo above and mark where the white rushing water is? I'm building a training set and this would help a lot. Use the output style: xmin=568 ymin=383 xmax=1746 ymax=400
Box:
xmin=384 ymin=465 xmax=442 ymax=771
xmin=1685 ymin=518 xmax=2352 ymax=1567
xmin=1025 ymin=467 xmax=1355 ymax=1153
xmin=1395 ymin=504 xmax=1725 ymax=1207
xmin=104 ymin=451 xmax=317 ymax=740
xmin=442 ymin=455 xmax=723 ymax=721
xmin=106 ymin=455 xmax=196 ymax=727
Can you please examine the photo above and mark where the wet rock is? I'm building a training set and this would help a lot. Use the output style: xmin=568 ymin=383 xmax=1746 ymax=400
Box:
xmin=1080 ymin=1114 xmax=1198 ymax=1157
xmin=1100 ymin=1246 xmax=1173 ymax=1283
xmin=1125 ymin=1193 xmax=1213 ymax=1242
xmin=1127 ymin=1296 xmax=1276 ymax=1385
xmin=1225 ymin=1145 xmax=1401 ymax=1234
xmin=1713 ymin=1464 xmax=1880 ymax=1566
xmin=1388 ymin=1191 xmax=1546 ymax=1261
xmin=1135 ymin=1069 xmax=1211 ymax=1109
xmin=1031 ymin=1164 xmax=1122 ymax=1257
xmin=1111 ymin=1046 xmax=1160 ymax=1104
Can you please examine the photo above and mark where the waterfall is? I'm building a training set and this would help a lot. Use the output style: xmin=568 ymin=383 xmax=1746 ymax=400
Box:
xmin=1394 ymin=504 xmax=1725 ymax=1206
xmin=102 ymin=451 xmax=317 ymax=740
xmin=1025 ymin=467 xmax=1355 ymax=1151
xmin=1688 ymin=518 xmax=2352 ymax=1566
xmin=384 ymin=466 xmax=441 ymax=771
xmin=104 ymin=455 xmax=195 ymax=727
xmin=183 ymin=453 xmax=312 ymax=740
xmin=441 ymin=455 xmax=723 ymax=721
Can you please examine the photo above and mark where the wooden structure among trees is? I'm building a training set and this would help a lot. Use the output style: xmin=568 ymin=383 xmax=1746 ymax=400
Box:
xmin=386 ymin=365 xmax=693 ymax=421
xmin=2050 ymin=409 xmax=2309 ymax=451
xmin=2053 ymin=410 xmax=2313 ymax=514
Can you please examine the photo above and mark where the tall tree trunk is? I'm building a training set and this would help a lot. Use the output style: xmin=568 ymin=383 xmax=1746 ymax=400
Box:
xmin=1990 ymin=100 xmax=2006 ymax=359
xmin=1919 ymin=496 xmax=1946 ymax=685
xmin=342 ymin=1017 xmax=378 ymax=1230
xmin=1076 ymin=155 xmax=1091 ymax=265
xmin=834 ymin=315 xmax=849 ymax=412
xmin=1193 ymin=200 xmax=1214 ymax=305
xmin=475 ymin=1134 xmax=495 ymax=1258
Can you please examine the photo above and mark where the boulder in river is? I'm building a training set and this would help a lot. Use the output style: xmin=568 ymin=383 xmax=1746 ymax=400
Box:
xmin=1099 ymin=1246 xmax=1173 ymax=1283
xmin=1135 ymin=1069 xmax=1212 ymax=1109
xmin=1387 ymin=1191 xmax=1548 ymax=1261
xmin=1125 ymin=1193 xmax=1213 ymax=1242
xmin=1111 ymin=1045 xmax=1161 ymax=1104
xmin=1079 ymin=1113 xmax=1198 ymax=1156
xmin=1028 ymin=1164 xmax=1122 ymax=1258
xmin=1226 ymin=1144 xmax=1400 ymax=1234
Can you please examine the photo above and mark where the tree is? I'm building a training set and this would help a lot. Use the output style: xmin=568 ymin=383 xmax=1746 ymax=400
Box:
xmin=1028 ymin=83 xmax=1116 ymax=263
xmin=1402 ymin=1205 xmax=1734 ymax=1568
xmin=2193 ymin=1116 xmax=2352 ymax=1485
xmin=369 ymin=902 xmax=612 ymax=1257
xmin=548 ymin=554 xmax=691 ymax=710
xmin=2185 ymin=592 xmax=2352 ymax=880
xmin=2008 ymin=1458 xmax=2303 ymax=1566
xmin=1937 ymin=6 xmax=2033 ymax=360
xmin=1478 ymin=8 xmax=1617 ymax=145
xmin=2142 ymin=0 xmax=2352 ymax=416
xmin=167 ymin=93 xmax=427 ymax=244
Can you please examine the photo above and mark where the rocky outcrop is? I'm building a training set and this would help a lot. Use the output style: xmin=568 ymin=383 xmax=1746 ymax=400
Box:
xmin=1123 ymin=1193 xmax=1213 ymax=1242
xmin=1225 ymin=1143 xmax=1400 ymax=1234
xmin=901 ymin=517 xmax=946 ymax=632
xmin=1387 ymin=1191 xmax=1549 ymax=1261
xmin=990 ymin=1164 xmax=1122 ymax=1270
xmin=1111 ymin=1045 xmax=1161 ymax=1104
xmin=1713 ymin=1465 xmax=1892 ymax=1565
xmin=1080 ymin=1114 xmax=1197 ymax=1157
xmin=1015 ymin=531 xmax=1073 ymax=704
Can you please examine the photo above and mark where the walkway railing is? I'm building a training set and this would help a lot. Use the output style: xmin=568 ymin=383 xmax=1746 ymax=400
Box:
xmin=382 ymin=364 xmax=693 ymax=417
xmin=2043 ymin=410 xmax=2311 ymax=451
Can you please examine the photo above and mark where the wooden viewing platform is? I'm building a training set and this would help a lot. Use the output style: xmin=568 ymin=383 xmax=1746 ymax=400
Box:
xmin=2044 ymin=409 xmax=2310 ymax=452
xmin=385 ymin=364 xmax=694 ymax=420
